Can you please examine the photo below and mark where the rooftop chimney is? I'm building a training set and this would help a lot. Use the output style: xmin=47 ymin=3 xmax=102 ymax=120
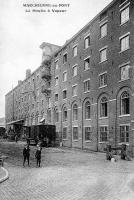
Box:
xmin=18 ymin=80 xmax=22 ymax=85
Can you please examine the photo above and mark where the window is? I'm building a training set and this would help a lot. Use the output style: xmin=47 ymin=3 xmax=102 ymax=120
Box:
xmin=99 ymin=73 xmax=107 ymax=87
xmin=73 ymin=127 xmax=78 ymax=140
xmin=120 ymin=34 xmax=129 ymax=52
xmin=73 ymin=104 xmax=78 ymax=121
xmin=63 ymin=127 xmax=67 ymax=139
xmin=37 ymin=89 xmax=39 ymax=96
xmin=100 ymin=97 xmax=108 ymax=117
xmin=47 ymin=97 xmax=51 ymax=108
xmin=55 ymin=60 xmax=58 ymax=70
xmin=63 ymin=107 xmax=67 ymax=121
xmin=85 ymin=101 xmax=91 ymax=119
xmin=72 ymin=85 xmax=77 ymax=96
xmin=63 ymin=71 xmax=67 ymax=82
xmin=36 ymin=113 xmax=39 ymax=124
xmin=85 ymin=127 xmax=92 ymax=141
xmin=55 ymin=77 xmax=59 ymax=86
xmin=73 ymin=46 xmax=77 ymax=57
xmin=120 ymin=6 xmax=129 ymax=25
xmin=55 ymin=93 xmax=58 ymax=101
xmin=37 ymin=75 xmax=39 ymax=82
xmin=84 ymin=79 xmax=90 ymax=92
xmin=100 ymin=126 xmax=108 ymax=142
xmin=72 ymin=65 xmax=78 ymax=77
xmin=120 ymin=125 xmax=129 ymax=143
xmin=100 ymin=23 xmax=107 ymax=38
xmin=42 ymin=100 xmax=44 ymax=106
xmin=84 ymin=57 xmax=90 ymax=70
xmin=84 ymin=35 xmax=90 ymax=49
xmin=121 ymin=91 xmax=129 ymax=115
xmin=28 ymin=94 xmax=30 ymax=101
xmin=63 ymin=90 xmax=67 ymax=99
xmin=120 ymin=64 xmax=129 ymax=80
xmin=100 ymin=47 xmax=107 ymax=62
xmin=47 ymin=109 xmax=51 ymax=123
xmin=37 ymin=102 xmax=39 ymax=110
xmin=55 ymin=109 xmax=59 ymax=123
xmin=63 ymin=53 xmax=67 ymax=64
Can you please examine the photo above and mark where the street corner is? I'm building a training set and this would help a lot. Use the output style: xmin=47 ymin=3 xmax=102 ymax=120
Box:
xmin=0 ymin=166 xmax=9 ymax=184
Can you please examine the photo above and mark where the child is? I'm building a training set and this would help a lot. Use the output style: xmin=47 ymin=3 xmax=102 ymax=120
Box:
xmin=35 ymin=146 xmax=42 ymax=167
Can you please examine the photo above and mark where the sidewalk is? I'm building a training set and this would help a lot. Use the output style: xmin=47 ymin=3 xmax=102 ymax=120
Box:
xmin=0 ymin=166 xmax=9 ymax=183
xmin=0 ymin=145 xmax=134 ymax=200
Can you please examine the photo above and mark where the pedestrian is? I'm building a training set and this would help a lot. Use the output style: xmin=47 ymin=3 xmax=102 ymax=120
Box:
xmin=35 ymin=146 xmax=42 ymax=167
xmin=15 ymin=135 xmax=18 ymax=143
xmin=23 ymin=144 xmax=30 ymax=167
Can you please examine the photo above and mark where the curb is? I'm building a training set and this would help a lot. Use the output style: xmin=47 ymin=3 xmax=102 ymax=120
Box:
xmin=0 ymin=166 xmax=9 ymax=184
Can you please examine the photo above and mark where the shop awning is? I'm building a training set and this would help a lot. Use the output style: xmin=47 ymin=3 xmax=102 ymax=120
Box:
xmin=7 ymin=119 xmax=24 ymax=125
xmin=40 ymin=118 xmax=45 ymax=123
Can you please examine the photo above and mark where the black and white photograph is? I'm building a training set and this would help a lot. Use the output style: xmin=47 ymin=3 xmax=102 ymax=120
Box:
xmin=0 ymin=0 xmax=134 ymax=199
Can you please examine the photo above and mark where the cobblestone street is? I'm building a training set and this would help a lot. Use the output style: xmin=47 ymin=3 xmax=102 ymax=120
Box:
xmin=1 ymin=141 xmax=134 ymax=200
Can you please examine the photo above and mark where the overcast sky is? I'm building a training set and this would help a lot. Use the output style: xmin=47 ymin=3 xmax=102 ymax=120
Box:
xmin=0 ymin=0 xmax=112 ymax=118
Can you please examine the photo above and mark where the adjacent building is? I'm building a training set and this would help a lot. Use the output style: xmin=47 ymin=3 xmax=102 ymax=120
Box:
xmin=5 ymin=0 xmax=134 ymax=154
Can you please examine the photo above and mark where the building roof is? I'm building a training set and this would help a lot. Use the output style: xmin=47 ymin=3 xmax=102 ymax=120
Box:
xmin=53 ymin=0 xmax=117 ymax=55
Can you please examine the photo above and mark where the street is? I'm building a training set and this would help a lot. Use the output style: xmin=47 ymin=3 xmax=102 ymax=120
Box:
xmin=0 ymin=141 xmax=134 ymax=200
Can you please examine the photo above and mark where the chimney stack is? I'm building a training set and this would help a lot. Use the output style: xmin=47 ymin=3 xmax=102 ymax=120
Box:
xmin=40 ymin=42 xmax=61 ymax=63
xmin=18 ymin=80 xmax=22 ymax=85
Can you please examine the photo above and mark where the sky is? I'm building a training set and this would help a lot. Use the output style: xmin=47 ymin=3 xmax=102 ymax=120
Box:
xmin=0 ymin=0 xmax=112 ymax=118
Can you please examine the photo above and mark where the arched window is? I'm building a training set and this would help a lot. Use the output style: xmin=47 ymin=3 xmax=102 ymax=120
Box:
xmin=121 ymin=91 xmax=129 ymax=115
xmin=73 ymin=104 xmax=78 ymax=121
xmin=85 ymin=101 xmax=91 ymax=119
xmin=100 ymin=97 xmax=108 ymax=117
xmin=55 ymin=109 xmax=59 ymax=123
xmin=63 ymin=107 xmax=67 ymax=122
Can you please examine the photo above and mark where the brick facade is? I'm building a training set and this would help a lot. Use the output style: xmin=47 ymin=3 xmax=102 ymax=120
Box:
xmin=5 ymin=0 xmax=134 ymax=154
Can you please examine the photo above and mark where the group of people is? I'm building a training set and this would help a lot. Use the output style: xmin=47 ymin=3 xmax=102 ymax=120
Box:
xmin=23 ymin=144 xmax=42 ymax=167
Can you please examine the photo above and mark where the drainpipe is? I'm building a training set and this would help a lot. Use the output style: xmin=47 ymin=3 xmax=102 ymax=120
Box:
xmin=96 ymin=103 xmax=99 ymax=152
xmin=115 ymin=96 xmax=118 ymax=148
xmin=70 ymin=104 xmax=72 ymax=148
xmin=82 ymin=102 xmax=84 ymax=150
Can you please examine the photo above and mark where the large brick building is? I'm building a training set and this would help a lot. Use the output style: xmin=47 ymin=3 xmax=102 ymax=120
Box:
xmin=5 ymin=0 xmax=134 ymax=154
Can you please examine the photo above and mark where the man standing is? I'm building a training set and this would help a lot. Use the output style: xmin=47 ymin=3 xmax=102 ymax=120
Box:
xmin=23 ymin=144 xmax=30 ymax=167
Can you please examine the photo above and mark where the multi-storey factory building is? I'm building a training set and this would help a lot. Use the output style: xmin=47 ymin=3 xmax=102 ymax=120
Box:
xmin=5 ymin=0 xmax=134 ymax=154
